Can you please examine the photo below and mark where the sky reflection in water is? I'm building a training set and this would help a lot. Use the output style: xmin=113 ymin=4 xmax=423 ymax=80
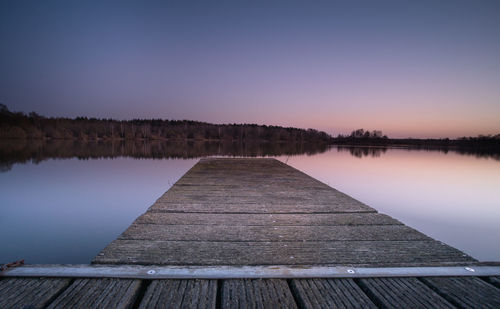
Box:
xmin=1 ymin=147 xmax=499 ymax=263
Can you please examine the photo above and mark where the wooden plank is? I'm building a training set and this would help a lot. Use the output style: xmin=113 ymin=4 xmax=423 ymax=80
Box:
xmin=93 ymin=240 xmax=472 ymax=266
xmin=168 ymin=183 xmax=333 ymax=191
xmin=420 ymin=277 xmax=500 ymax=309
xmin=173 ymin=177 xmax=330 ymax=185
xmin=160 ymin=185 xmax=342 ymax=193
xmin=160 ymin=184 xmax=351 ymax=194
xmin=0 ymin=278 xmax=71 ymax=309
xmin=118 ymin=224 xmax=429 ymax=241
xmin=358 ymin=277 xmax=455 ymax=309
xmin=149 ymin=202 xmax=373 ymax=214
xmin=46 ymin=278 xmax=141 ymax=309
xmin=138 ymin=279 xmax=216 ymax=309
xmin=157 ymin=190 xmax=370 ymax=206
xmin=135 ymin=212 xmax=401 ymax=226
xmin=487 ymin=276 xmax=500 ymax=288
xmin=290 ymin=278 xmax=377 ymax=308
xmin=221 ymin=279 xmax=297 ymax=308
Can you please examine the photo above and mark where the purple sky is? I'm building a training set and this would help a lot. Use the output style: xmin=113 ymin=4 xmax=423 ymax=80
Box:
xmin=1 ymin=1 xmax=499 ymax=138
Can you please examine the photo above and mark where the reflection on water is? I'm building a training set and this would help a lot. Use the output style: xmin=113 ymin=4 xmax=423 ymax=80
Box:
xmin=337 ymin=146 xmax=388 ymax=158
xmin=1 ymin=142 xmax=499 ymax=263
xmin=0 ymin=139 xmax=329 ymax=172
xmin=337 ymin=144 xmax=500 ymax=160
xmin=2 ymin=140 xmax=499 ymax=173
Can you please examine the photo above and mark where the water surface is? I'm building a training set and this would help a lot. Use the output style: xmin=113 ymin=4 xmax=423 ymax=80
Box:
xmin=1 ymin=144 xmax=499 ymax=263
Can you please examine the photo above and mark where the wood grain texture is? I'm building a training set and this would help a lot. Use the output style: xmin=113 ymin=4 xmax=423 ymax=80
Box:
xmin=138 ymin=279 xmax=216 ymax=309
xmin=4 ymin=276 xmax=500 ymax=308
xmin=358 ymin=277 xmax=455 ymax=309
xmin=118 ymin=224 xmax=429 ymax=242
xmin=0 ymin=277 xmax=71 ymax=309
xmin=94 ymin=240 xmax=472 ymax=266
xmin=94 ymin=158 xmax=475 ymax=266
xmin=221 ymin=279 xmax=297 ymax=309
xmin=420 ymin=277 xmax=500 ymax=309
xmin=152 ymin=158 xmax=373 ymax=214
xmin=290 ymin=278 xmax=377 ymax=308
xmin=46 ymin=278 xmax=141 ymax=309
xmin=149 ymin=202 xmax=373 ymax=214
xmin=487 ymin=276 xmax=500 ymax=288
xmin=135 ymin=212 xmax=401 ymax=226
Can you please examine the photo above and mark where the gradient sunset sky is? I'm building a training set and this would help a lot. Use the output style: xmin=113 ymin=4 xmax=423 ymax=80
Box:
xmin=1 ymin=1 xmax=499 ymax=138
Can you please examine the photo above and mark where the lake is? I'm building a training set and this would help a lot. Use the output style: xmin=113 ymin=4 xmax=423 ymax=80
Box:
xmin=1 ymin=141 xmax=499 ymax=264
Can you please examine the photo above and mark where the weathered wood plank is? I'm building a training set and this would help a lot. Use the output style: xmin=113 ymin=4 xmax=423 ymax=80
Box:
xmin=160 ymin=184 xmax=352 ymax=194
xmin=168 ymin=183 xmax=333 ymax=191
xmin=118 ymin=224 xmax=428 ymax=241
xmin=358 ymin=277 xmax=455 ymax=309
xmin=487 ymin=276 xmax=500 ymax=288
xmin=47 ymin=278 xmax=141 ymax=309
xmin=290 ymin=278 xmax=377 ymax=308
xmin=420 ymin=277 xmax=500 ymax=309
xmin=93 ymin=240 xmax=472 ymax=266
xmin=149 ymin=202 xmax=373 ymax=214
xmin=162 ymin=186 xmax=339 ymax=194
xmin=157 ymin=191 xmax=370 ymax=207
xmin=0 ymin=278 xmax=71 ymax=309
xmin=135 ymin=212 xmax=401 ymax=226
xmin=221 ymin=279 xmax=297 ymax=308
xmin=138 ymin=279 xmax=216 ymax=309
xmin=5 ymin=276 xmax=500 ymax=308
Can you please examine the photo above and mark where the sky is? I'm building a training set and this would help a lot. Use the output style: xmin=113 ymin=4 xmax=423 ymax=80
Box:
xmin=1 ymin=1 xmax=499 ymax=138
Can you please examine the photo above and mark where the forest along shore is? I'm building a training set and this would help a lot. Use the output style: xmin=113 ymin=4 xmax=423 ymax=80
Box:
xmin=1 ymin=104 xmax=499 ymax=164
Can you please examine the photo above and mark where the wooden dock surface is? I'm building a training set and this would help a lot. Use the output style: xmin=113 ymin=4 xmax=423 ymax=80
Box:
xmin=3 ymin=157 xmax=500 ymax=307
xmin=2 ymin=276 xmax=500 ymax=308
xmin=94 ymin=158 xmax=474 ymax=266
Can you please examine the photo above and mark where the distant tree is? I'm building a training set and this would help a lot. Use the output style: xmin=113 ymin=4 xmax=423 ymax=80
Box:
xmin=348 ymin=129 xmax=386 ymax=139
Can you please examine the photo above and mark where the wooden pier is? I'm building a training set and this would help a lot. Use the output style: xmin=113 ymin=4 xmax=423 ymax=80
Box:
xmin=2 ymin=158 xmax=500 ymax=308
xmin=94 ymin=158 xmax=472 ymax=266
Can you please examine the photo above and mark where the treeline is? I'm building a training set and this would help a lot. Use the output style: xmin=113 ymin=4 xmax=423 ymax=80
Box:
xmin=333 ymin=128 xmax=500 ymax=153
xmin=334 ymin=128 xmax=389 ymax=144
xmin=336 ymin=128 xmax=388 ymax=139
xmin=0 ymin=105 xmax=332 ymax=143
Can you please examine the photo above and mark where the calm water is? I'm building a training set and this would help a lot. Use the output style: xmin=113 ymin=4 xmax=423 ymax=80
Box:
xmin=1 ymin=145 xmax=499 ymax=264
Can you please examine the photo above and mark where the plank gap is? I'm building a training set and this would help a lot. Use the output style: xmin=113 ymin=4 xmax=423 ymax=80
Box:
xmin=130 ymin=280 xmax=150 ymax=309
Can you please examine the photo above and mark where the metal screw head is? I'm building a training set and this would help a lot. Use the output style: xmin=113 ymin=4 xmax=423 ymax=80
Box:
xmin=465 ymin=267 xmax=475 ymax=272
xmin=147 ymin=270 xmax=156 ymax=275
xmin=347 ymin=269 xmax=355 ymax=274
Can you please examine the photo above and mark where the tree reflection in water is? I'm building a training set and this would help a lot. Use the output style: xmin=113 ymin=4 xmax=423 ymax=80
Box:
xmin=1 ymin=140 xmax=499 ymax=172
xmin=0 ymin=139 xmax=329 ymax=172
